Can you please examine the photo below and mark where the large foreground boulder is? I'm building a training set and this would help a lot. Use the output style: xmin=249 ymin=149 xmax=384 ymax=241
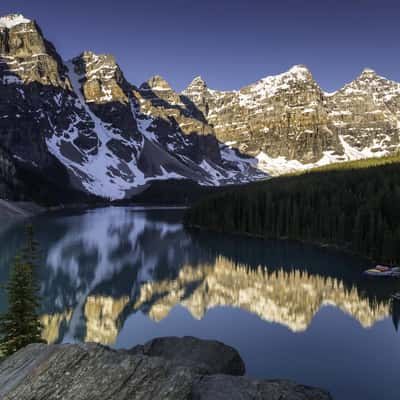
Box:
xmin=0 ymin=338 xmax=333 ymax=400
xmin=129 ymin=336 xmax=245 ymax=375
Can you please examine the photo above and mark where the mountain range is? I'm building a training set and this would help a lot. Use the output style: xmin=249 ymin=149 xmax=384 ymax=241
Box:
xmin=0 ymin=14 xmax=399 ymax=201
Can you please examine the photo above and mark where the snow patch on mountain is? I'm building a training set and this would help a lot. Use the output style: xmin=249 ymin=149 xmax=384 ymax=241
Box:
xmin=46 ymin=61 xmax=147 ymax=199
xmin=238 ymin=65 xmax=313 ymax=108
xmin=0 ymin=14 xmax=31 ymax=29
xmin=256 ymin=136 xmax=391 ymax=176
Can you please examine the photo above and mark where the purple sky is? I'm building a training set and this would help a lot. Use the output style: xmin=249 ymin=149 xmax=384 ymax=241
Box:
xmin=1 ymin=0 xmax=399 ymax=92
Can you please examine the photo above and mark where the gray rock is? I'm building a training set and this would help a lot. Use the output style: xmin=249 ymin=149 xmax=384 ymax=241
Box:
xmin=130 ymin=336 xmax=245 ymax=375
xmin=192 ymin=375 xmax=333 ymax=400
xmin=0 ymin=343 xmax=196 ymax=400
xmin=0 ymin=339 xmax=333 ymax=400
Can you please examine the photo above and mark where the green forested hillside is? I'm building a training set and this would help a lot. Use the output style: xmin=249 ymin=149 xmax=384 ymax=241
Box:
xmin=184 ymin=155 xmax=400 ymax=264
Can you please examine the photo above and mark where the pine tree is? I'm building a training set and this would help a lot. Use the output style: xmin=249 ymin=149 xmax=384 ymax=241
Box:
xmin=0 ymin=225 xmax=45 ymax=358
xmin=22 ymin=224 xmax=41 ymax=274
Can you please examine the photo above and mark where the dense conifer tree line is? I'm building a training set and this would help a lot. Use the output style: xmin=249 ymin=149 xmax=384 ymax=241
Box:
xmin=185 ymin=155 xmax=400 ymax=264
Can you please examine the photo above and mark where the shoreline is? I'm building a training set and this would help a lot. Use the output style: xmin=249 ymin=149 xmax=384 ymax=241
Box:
xmin=185 ymin=223 xmax=375 ymax=266
xmin=0 ymin=199 xmax=376 ymax=267
xmin=0 ymin=199 xmax=45 ymax=219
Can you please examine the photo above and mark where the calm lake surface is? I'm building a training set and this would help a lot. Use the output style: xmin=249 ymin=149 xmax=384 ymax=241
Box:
xmin=0 ymin=207 xmax=399 ymax=399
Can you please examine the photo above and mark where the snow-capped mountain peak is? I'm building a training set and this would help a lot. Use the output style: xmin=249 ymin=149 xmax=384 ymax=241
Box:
xmin=186 ymin=76 xmax=208 ymax=90
xmin=0 ymin=13 xmax=399 ymax=199
xmin=361 ymin=67 xmax=376 ymax=74
xmin=286 ymin=64 xmax=313 ymax=78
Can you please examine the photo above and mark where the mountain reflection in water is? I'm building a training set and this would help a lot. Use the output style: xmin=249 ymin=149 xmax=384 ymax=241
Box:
xmin=1 ymin=207 xmax=399 ymax=400
xmin=0 ymin=207 xmax=397 ymax=345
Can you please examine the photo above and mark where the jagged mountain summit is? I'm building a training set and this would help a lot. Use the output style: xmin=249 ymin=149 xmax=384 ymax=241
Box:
xmin=183 ymin=65 xmax=400 ymax=175
xmin=0 ymin=14 xmax=399 ymax=199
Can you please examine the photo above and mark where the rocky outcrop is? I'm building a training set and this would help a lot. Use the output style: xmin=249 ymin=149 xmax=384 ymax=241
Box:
xmin=0 ymin=338 xmax=332 ymax=400
xmin=129 ymin=336 xmax=245 ymax=375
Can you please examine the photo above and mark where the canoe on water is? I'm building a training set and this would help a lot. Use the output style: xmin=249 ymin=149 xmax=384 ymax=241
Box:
xmin=363 ymin=266 xmax=400 ymax=278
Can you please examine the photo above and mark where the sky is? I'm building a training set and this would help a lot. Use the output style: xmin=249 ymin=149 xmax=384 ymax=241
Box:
xmin=0 ymin=0 xmax=399 ymax=92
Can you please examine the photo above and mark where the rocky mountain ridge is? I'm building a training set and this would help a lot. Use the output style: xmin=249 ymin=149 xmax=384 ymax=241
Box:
xmin=183 ymin=66 xmax=400 ymax=175
xmin=0 ymin=13 xmax=399 ymax=199
xmin=0 ymin=14 xmax=264 ymax=200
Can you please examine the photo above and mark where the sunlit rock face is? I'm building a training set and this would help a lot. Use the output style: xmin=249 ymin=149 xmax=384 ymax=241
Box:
xmin=138 ymin=74 xmax=215 ymax=144
xmin=133 ymin=257 xmax=389 ymax=332
xmin=326 ymin=69 xmax=400 ymax=155
xmin=184 ymin=66 xmax=338 ymax=163
xmin=183 ymin=66 xmax=400 ymax=175
xmin=0 ymin=15 xmax=69 ymax=87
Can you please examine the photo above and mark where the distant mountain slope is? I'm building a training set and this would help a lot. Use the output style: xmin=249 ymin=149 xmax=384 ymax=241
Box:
xmin=0 ymin=13 xmax=399 ymax=200
xmin=185 ymin=154 xmax=400 ymax=264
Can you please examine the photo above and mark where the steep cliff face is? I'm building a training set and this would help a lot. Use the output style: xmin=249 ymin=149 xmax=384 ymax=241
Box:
xmin=0 ymin=14 xmax=265 ymax=200
xmin=326 ymin=68 xmax=400 ymax=156
xmin=0 ymin=15 xmax=70 ymax=168
xmin=183 ymin=66 xmax=400 ymax=175
xmin=184 ymin=66 xmax=339 ymax=163
xmin=138 ymin=75 xmax=221 ymax=164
